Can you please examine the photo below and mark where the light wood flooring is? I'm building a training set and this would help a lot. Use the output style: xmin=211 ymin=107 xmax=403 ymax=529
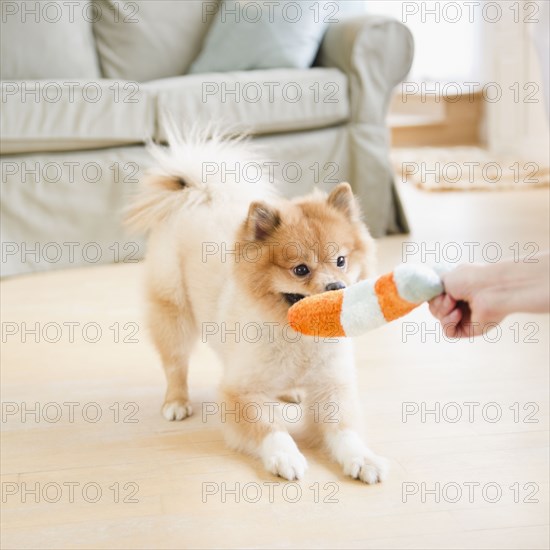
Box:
xmin=1 ymin=183 xmax=549 ymax=549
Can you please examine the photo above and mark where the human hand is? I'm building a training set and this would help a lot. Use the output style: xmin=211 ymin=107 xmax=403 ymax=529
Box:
xmin=429 ymin=253 xmax=549 ymax=338
xmin=428 ymin=264 xmax=505 ymax=338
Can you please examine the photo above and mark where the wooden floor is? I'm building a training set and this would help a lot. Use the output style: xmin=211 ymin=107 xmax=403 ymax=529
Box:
xmin=1 ymin=183 xmax=549 ymax=549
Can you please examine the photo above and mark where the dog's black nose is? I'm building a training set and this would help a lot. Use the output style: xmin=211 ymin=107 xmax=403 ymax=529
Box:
xmin=325 ymin=282 xmax=346 ymax=292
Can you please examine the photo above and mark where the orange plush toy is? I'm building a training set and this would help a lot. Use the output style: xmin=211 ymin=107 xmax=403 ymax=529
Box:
xmin=288 ymin=264 xmax=446 ymax=337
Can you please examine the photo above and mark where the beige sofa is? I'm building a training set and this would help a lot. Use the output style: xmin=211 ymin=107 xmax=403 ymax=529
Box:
xmin=0 ymin=0 xmax=413 ymax=277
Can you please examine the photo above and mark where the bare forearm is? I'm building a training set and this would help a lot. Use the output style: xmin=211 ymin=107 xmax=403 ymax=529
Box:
xmin=477 ymin=252 xmax=550 ymax=317
xmin=430 ymin=252 xmax=550 ymax=338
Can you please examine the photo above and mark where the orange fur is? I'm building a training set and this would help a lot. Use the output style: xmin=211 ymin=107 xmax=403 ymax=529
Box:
xmin=130 ymin=129 xmax=388 ymax=483
xmin=234 ymin=185 xmax=375 ymax=324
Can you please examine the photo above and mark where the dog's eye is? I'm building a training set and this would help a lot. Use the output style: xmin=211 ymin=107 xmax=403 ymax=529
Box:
xmin=293 ymin=264 xmax=310 ymax=277
xmin=337 ymin=256 xmax=346 ymax=268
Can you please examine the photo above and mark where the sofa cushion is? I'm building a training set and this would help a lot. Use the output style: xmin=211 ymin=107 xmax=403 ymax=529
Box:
xmin=0 ymin=80 xmax=155 ymax=154
xmin=0 ymin=0 xmax=100 ymax=79
xmin=189 ymin=0 xmax=329 ymax=74
xmin=149 ymin=68 xmax=349 ymax=141
xmin=92 ymin=0 xmax=217 ymax=81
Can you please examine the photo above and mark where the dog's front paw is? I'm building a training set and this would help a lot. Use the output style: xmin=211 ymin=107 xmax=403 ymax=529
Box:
xmin=343 ymin=453 xmax=389 ymax=484
xmin=265 ymin=450 xmax=308 ymax=481
xmin=162 ymin=399 xmax=192 ymax=421
xmin=261 ymin=432 xmax=308 ymax=481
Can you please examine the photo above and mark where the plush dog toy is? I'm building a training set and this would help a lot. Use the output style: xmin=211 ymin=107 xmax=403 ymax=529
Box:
xmin=288 ymin=264 xmax=446 ymax=337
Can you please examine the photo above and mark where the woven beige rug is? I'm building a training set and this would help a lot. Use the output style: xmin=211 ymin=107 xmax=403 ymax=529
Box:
xmin=392 ymin=147 xmax=550 ymax=191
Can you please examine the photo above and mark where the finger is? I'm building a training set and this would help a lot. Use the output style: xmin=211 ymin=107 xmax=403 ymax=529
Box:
xmin=442 ymin=307 xmax=462 ymax=327
xmin=428 ymin=295 xmax=446 ymax=317
xmin=441 ymin=308 xmax=463 ymax=338
xmin=439 ymin=294 xmax=457 ymax=317
xmin=429 ymin=294 xmax=456 ymax=321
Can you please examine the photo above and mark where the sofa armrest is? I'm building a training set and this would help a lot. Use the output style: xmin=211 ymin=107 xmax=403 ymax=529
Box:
xmin=317 ymin=16 xmax=413 ymax=236
xmin=318 ymin=15 xmax=414 ymax=124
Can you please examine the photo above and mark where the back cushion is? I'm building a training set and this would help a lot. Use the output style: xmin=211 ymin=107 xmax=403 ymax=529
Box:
xmin=189 ymin=0 xmax=330 ymax=74
xmin=92 ymin=0 xmax=218 ymax=81
xmin=0 ymin=0 xmax=100 ymax=79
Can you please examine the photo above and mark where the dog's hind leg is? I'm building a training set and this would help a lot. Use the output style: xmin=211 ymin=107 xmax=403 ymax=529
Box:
xmin=148 ymin=296 xmax=197 ymax=421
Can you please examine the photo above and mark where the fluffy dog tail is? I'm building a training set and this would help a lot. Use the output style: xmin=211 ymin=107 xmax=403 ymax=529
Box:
xmin=125 ymin=121 xmax=272 ymax=233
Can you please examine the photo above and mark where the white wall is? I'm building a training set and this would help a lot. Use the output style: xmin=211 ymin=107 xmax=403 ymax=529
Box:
xmin=364 ymin=0 xmax=482 ymax=82
xmin=361 ymin=0 xmax=549 ymax=159
xmin=483 ymin=0 xmax=549 ymax=160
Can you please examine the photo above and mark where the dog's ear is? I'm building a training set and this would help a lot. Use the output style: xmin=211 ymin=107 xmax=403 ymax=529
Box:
xmin=246 ymin=201 xmax=281 ymax=241
xmin=327 ymin=182 xmax=360 ymax=221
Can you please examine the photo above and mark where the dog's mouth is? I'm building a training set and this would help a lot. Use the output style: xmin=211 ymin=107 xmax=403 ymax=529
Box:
xmin=282 ymin=293 xmax=306 ymax=306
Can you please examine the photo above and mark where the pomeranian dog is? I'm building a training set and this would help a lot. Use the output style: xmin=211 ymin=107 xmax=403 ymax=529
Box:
xmin=127 ymin=128 xmax=388 ymax=483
